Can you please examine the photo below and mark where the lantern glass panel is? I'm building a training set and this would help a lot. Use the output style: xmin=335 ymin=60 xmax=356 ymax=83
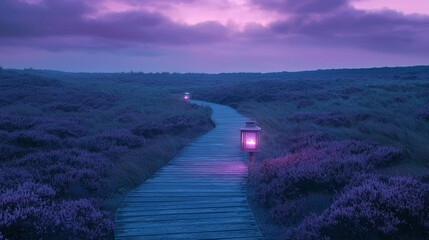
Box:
xmin=242 ymin=131 xmax=257 ymax=150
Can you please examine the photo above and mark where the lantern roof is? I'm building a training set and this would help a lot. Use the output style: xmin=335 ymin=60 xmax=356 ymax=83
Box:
xmin=240 ymin=121 xmax=261 ymax=131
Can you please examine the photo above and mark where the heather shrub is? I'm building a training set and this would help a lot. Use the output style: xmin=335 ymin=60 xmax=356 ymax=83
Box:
xmin=0 ymin=182 xmax=56 ymax=239
xmin=336 ymin=87 xmax=363 ymax=95
xmin=416 ymin=104 xmax=429 ymax=120
xmin=367 ymin=146 xmax=403 ymax=167
xmin=286 ymin=131 xmax=335 ymax=153
xmin=0 ymin=112 xmax=35 ymax=132
xmin=252 ymin=140 xmax=403 ymax=207
xmin=49 ymin=199 xmax=114 ymax=239
xmin=12 ymin=150 xmax=114 ymax=197
xmin=286 ymin=176 xmax=429 ymax=240
xmin=163 ymin=115 xmax=197 ymax=132
xmin=132 ymin=123 xmax=165 ymax=138
xmin=0 ymin=71 xmax=60 ymax=88
xmin=131 ymin=108 xmax=212 ymax=138
xmin=296 ymin=100 xmax=315 ymax=109
xmin=288 ymin=112 xmax=351 ymax=127
xmin=0 ymin=166 xmax=32 ymax=189
xmin=0 ymin=182 xmax=113 ymax=240
xmin=44 ymin=103 xmax=85 ymax=112
xmin=0 ymin=112 xmax=86 ymax=139
xmin=416 ymin=91 xmax=429 ymax=99
xmin=104 ymin=146 xmax=129 ymax=160
xmin=34 ymin=117 xmax=87 ymax=138
xmin=354 ymin=113 xmax=371 ymax=121
xmin=76 ymin=92 xmax=116 ymax=109
xmin=268 ymin=198 xmax=309 ymax=226
xmin=9 ymin=130 xmax=60 ymax=149
xmin=0 ymin=144 xmax=24 ymax=161
xmin=0 ymin=131 xmax=9 ymax=142
xmin=117 ymin=109 xmax=145 ymax=123
xmin=393 ymin=96 xmax=406 ymax=103
xmin=82 ymin=129 xmax=145 ymax=152
xmin=132 ymin=112 xmax=211 ymax=137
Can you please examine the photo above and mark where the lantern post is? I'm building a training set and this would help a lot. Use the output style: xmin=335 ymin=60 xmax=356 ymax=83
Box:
xmin=240 ymin=121 xmax=261 ymax=162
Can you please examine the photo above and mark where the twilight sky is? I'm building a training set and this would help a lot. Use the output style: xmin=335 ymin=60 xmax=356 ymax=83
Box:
xmin=0 ymin=0 xmax=428 ymax=72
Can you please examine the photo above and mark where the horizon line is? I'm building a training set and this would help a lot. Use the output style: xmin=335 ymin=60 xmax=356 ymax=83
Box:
xmin=2 ymin=64 xmax=428 ymax=75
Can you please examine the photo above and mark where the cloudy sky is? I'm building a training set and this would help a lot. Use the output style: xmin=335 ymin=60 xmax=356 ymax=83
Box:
xmin=0 ymin=0 xmax=428 ymax=72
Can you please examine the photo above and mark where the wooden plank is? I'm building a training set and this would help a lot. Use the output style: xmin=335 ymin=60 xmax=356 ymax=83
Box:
xmin=115 ymin=217 xmax=257 ymax=229
xmin=129 ymin=191 xmax=245 ymax=195
xmin=120 ymin=200 xmax=249 ymax=208
xmin=126 ymin=191 xmax=246 ymax=197
xmin=115 ymin=210 xmax=256 ymax=223
xmin=116 ymin=223 xmax=259 ymax=236
xmin=132 ymin=187 xmax=245 ymax=192
xmin=122 ymin=196 xmax=248 ymax=203
xmin=134 ymin=183 xmax=246 ymax=188
xmin=116 ymin=230 xmax=263 ymax=240
xmin=117 ymin=203 xmax=249 ymax=212
xmin=114 ymin=100 xmax=262 ymax=239
xmin=116 ymin=206 xmax=252 ymax=217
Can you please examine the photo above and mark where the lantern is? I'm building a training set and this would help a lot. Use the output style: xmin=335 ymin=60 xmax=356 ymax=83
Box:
xmin=184 ymin=92 xmax=190 ymax=100
xmin=240 ymin=121 xmax=261 ymax=152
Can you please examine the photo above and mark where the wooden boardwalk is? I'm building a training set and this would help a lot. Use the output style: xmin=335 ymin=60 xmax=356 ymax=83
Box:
xmin=115 ymin=100 xmax=263 ymax=239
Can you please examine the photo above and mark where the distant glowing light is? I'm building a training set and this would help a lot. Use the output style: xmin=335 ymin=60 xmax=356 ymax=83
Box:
xmin=184 ymin=92 xmax=190 ymax=100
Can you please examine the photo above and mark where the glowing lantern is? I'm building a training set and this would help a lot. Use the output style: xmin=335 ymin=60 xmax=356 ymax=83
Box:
xmin=184 ymin=92 xmax=191 ymax=100
xmin=240 ymin=121 xmax=261 ymax=153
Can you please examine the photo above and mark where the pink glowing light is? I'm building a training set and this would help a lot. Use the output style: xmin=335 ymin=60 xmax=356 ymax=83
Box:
xmin=246 ymin=139 xmax=256 ymax=147
xmin=184 ymin=92 xmax=190 ymax=100
xmin=242 ymin=132 xmax=257 ymax=150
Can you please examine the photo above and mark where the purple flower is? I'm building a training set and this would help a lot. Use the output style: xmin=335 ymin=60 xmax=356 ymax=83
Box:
xmin=285 ymin=176 xmax=429 ymax=239
xmin=0 ymin=183 xmax=113 ymax=239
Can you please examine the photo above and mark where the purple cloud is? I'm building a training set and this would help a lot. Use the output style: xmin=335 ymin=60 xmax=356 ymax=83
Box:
xmin=0 ymin=0 xmax=428 ymax=71
xmin=0 ymin=0 xmax=92 ymax=37
xmin=245 ymin=0 xmax=429 ymax=55
xmin=251 ymin=0 xmax=349 ymax=13
xmin=0 ymin=0 xmax=230 ymax=50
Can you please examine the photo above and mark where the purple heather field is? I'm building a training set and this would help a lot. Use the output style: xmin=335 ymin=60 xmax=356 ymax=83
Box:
xmin=0 ymin=69 xmax=213 ymax=239
xmin=193 ymin=66 xmax=429 ymax=239
xmin=0 ymin=66 xmax=429 ymax=240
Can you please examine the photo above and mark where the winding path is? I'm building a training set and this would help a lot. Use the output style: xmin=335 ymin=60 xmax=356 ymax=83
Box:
xmin=114 ymin=100 xmax=263 ymax=239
